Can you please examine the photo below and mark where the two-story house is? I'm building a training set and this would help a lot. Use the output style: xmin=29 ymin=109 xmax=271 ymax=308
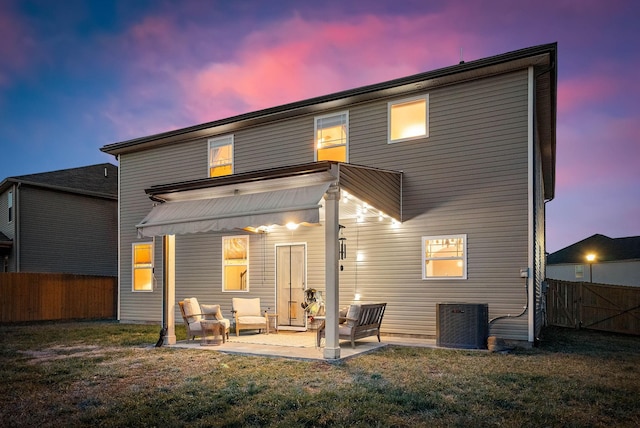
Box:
xmin=101 ymin=43 xmax=557 ymax=358
xmin=0 ymin=163 xmax=118 ymax=276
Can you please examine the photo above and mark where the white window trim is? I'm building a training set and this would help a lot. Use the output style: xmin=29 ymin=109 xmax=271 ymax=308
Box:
xmin=208 ymin=135 xmax=234 ymax=176
xmin=314 ymin=110 xmax=349 ymax=162
xmin=222 ymin=235 xmax=249 ymax=293
xmin=132 ymin=242 xmax=154 ymax=292
xmin=422 ymin=234 xmax=467 ymax=280
xmin=388 ymin=94 xmax=429 ymax=144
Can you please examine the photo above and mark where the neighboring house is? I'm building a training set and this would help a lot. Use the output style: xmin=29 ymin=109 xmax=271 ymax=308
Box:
xmin=101 ymin=43 xmax=557 ymax=357
xmin=547 ymin=234 xmax=640 ymax=287
xmin=0 ymin=164 xmax=118 ymax=276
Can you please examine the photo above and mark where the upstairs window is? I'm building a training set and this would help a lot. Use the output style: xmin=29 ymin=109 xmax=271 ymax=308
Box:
xmin=315 ymin=111 xmax=348 ymax=162
xmin=223 ymin=236 xmax=249 ymax=291
xmin=422 ymin=234 xmax=467 ymax=279
xmin=8 ymin=190 xmax=12 ymax=222
xmin=389 ymin=95 xmax=428 ymax=143
xmin=209 ymin=135 xmax=234 ymax=177
xmin=132 ymin=242 xmax=154 ymax=291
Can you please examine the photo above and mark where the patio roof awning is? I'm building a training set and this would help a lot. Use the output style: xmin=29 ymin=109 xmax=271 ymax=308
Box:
xmin=137 ymin=181 xmax=333 ymax=237
xmin=137 ymin=161 xmax=402 ymax=238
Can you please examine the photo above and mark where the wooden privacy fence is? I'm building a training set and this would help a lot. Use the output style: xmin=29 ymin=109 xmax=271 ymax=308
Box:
xmin=546 ymin=279 xmax=640 ymax=336
xmin=0 ymin=273 xmax=117 ymax=323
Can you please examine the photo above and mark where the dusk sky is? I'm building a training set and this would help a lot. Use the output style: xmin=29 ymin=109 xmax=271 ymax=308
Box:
xmin=1 ymin=0 xmax=638 ymax=252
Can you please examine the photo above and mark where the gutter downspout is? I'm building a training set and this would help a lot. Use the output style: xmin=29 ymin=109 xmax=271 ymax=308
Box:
xmin=527 ymin=66 xmax=535 ymax=343
xmin=116 ymin=155 xmax=121 ymax=321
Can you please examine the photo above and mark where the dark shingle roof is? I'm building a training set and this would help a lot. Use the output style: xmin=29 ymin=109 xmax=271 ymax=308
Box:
xmin=547 ymin=234 xmax=640 ymax=264
xmin=1 ymin=163 xmax=117 ymax=199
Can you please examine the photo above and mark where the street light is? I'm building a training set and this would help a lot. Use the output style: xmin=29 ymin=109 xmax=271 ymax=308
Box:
xmin=586 ymin=253 xmax=596 ymax=283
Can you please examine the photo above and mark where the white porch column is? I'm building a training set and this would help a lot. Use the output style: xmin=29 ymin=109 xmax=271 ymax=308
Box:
xmin=323 ymin=185 xmax=340 ymax=359
xmin=163 ymin=235 xmax=176 ymax=345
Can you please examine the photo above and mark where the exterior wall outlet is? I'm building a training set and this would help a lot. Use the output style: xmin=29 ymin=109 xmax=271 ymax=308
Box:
xmin=520 ymin=268 xmax=529 ymax=278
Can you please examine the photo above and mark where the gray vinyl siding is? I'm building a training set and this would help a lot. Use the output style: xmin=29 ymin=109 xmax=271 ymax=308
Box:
xmin=18 ymin=186 xmax=117 ymax=275
xmin=119 ymin=69 xmax=535 ymax=342
xmin=172 ymin=225 xmax=327 ymax=320
xmin=119 ymin=143 xmax=207 ymax=322
xmin=344 ymin=70 xmax=530 ymax=340
xmin=235 ymin=116 xmax=314 ymax=173
xmin=118 ymin=118 xmax=316 ymax=321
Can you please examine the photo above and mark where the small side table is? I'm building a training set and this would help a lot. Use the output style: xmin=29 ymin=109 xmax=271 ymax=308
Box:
xmin=200 ymin=320 xmax=225 ymax=346
xmin=265 ymin=313 xmax=278 ymax=334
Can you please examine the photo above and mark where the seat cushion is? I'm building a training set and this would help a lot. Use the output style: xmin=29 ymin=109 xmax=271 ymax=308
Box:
xmin=338 ymin=325 xmax=353 ymax=335
xmin=232 ymin=298 xmax=261 ymax=316
xmin=237 ymin=315 xmax=266 ymax=325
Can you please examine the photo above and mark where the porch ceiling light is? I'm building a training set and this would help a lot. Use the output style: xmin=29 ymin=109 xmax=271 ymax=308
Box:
xmin=286 ymin=222 xmax=299 ymax=230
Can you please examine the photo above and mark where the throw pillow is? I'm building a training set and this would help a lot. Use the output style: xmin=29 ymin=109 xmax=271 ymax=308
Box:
xmin=346 ymin=304 xmax=360 ymax=326
xmin=201 ymin=304 xmax=222 ymax=321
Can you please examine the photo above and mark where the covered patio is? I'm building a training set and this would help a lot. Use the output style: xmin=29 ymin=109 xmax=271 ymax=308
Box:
xmin=138 ymin=161 xmax=402 ymax=360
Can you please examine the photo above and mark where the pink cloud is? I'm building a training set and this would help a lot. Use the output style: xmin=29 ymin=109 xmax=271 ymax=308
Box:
xmin=555 ymin=113 xmax=639 ymax=191
xmin=558 ymin=74 xmax=619 ymax=116
xmin=174 ymin=13 xmax=475 ymax=124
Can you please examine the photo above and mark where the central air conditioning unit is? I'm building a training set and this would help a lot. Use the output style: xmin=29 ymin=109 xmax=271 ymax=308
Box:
xmin=436 ymin=303 xmax=488 ymax=349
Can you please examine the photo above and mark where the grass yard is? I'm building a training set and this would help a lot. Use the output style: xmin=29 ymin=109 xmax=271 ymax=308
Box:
xmin=0 ymin=322 xmax=638 ymax=427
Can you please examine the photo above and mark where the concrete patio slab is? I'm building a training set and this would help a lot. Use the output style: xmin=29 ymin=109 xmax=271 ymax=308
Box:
xmin=168 ymin=331 xmax=438 ymax=361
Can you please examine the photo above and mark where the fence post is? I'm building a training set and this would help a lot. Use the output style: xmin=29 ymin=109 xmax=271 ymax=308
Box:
xmin=578 ymin=281 xmax=584 ymax=329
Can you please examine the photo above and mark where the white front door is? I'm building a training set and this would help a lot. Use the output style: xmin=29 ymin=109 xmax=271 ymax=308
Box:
xmin=275 ymin=244 xmax=307 ymax=330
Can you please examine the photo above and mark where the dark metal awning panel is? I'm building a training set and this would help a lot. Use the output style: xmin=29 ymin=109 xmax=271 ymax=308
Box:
xmin=137 ymin=181 xmax=333 ymax=237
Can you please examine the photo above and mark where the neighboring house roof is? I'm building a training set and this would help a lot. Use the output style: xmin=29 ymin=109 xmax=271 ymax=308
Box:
xmin=101 ymin=43 xmax=557 ymax=199
xmin=0 ymin=163 xmax=117 ymax=200
xmin=547 ymin=234 xmax=640 ymax=264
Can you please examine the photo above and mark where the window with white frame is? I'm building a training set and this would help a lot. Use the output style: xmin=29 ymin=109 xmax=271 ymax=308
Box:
xmin=389 ymin=95 xmax=428 ymax=143
xmin=132 ymin=242 xmax=154 ymax=291
xmin=575 ymin=265 xmax=584 ymax=279
xmin=422 ymin=234 xmax=467 ymax=279
xmin=222 ymin=236 xmax=248 ymax=291
xmin=315 ymin=111 xmax=348 ymax=162
xmin=208 ymin=135 xmax=234 ymax=177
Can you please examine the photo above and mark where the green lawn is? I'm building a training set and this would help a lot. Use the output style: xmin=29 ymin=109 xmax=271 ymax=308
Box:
xmin=0 ymin=321 xmax=638 ymax=427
